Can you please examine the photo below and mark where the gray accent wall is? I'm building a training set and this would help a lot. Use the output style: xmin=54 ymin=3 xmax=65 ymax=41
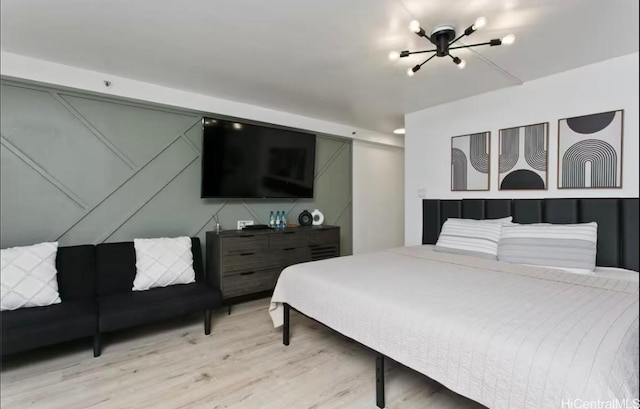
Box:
xmin=0 ymin=81 xmax=352 ymax=256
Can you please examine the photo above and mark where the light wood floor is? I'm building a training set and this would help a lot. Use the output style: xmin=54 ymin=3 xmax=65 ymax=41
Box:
xmin=1 ymin=298 xmax=484 ymax=409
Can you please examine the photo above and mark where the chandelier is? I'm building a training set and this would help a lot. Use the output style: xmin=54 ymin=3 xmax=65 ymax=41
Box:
xmin=389 ymin=17 xmax=515 ymax=76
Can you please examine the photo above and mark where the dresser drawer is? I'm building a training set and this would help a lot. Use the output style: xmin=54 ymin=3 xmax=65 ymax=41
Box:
xmin=309 ymin=243 xmax=339 ymax=261
xmin=308 ymin=228 xmax=340 ymax=246
xmin=272 ymin=247 xmax=308 ymax=266
xmin=222 ymin=235 xmax=268 ymax=256
xmin=222 ymin=268 xmax=280 ymax=298
xmin=269 ymin=230 xmax=308 ymax=250
xmin=222 ymin=251 xmax=277 ymax=273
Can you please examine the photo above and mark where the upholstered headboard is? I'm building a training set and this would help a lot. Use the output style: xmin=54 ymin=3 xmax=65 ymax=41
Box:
xmin=422 ymin=198 xmax=639 ymax=271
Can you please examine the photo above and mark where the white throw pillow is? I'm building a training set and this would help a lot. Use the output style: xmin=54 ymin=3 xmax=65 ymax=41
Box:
xmin=1 ymin=242 xmax=62 ymax=311
xmin=434 ymin=217 xmax=513 ymax=260
xmin=132 ymin=237 xmax=196 ymax=291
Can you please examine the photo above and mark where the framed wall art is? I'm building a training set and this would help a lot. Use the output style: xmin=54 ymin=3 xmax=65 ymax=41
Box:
xmin=558 ymin=110 xmax=623 ymax=189
xmin=451 ymin=132 xmax=490 ymax=191
xmin=498 ymin=122 xmax=549 ymax=190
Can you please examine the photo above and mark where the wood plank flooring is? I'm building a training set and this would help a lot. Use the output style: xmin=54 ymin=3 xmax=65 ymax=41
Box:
xmin=1 ymin=298 xmax=484 ymax=409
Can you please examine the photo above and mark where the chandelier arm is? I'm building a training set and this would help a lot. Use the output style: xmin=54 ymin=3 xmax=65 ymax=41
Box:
xmin=449 ymin=32 xmax=469 ymax=46
xmin=424 ymin=34 xmax=436 ymax=46
xmin=419 ymin=53 xmax=438 ymax=67
xmin=405 ymin=49 xmax=438 ymax=56
xmin=413 ymin=27 xmax=436 ymax=45
xmin=448 ymin=41 xmax=495 ymax=50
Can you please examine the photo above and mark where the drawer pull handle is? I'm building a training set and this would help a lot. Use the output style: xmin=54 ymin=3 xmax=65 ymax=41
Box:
xmin=239 ymin=235 xmax=255 ymax=238
xmin=283 ymin=247 xmax=296 ymax=251
xmin=240 ymin=252 xmax=255 ymax=256
xmin=283 ymin=231 xmax=296 ymax=235
xmin=240 ymin=271 xmax=256 ymax=276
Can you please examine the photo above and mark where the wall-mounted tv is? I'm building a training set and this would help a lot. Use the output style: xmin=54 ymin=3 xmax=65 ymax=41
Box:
xmin=201 ymin=118 xmax=316 ymax=198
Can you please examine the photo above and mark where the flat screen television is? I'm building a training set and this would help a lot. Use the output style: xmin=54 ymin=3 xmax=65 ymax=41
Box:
xmin=201 ymin=118 xmax=316 ymax=198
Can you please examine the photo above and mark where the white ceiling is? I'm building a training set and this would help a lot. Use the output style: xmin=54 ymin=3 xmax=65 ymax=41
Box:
xmin=1 ymin=0 xmax=638 ymax=133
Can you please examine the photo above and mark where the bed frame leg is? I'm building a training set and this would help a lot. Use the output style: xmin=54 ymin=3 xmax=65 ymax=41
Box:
xmin=376 ymin=353 xmax=385 ymax=408
xmin=204 ymin=309 xmax=212 ymax=335
xmin=93 ymin=333 xmax=102 ymax=358
xmin=283 ymin=303 xmax=290 ymax=346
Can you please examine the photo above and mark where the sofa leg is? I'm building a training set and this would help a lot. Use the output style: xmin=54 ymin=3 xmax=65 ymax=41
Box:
xmin=204 ymin=310 xmax=212 ymax=335
xmin=93 ymin=333 xmax=102 ymax=357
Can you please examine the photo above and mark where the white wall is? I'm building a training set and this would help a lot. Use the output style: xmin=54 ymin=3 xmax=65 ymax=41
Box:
xmin=353 ymin=140 xmax=405 ymax=254
xmin=405 ymin=52 xmax=639 ymax=246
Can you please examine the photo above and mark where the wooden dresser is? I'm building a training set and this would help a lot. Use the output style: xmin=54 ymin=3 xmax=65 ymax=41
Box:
xmin=206 ymin=225 xmax=340 ymax=308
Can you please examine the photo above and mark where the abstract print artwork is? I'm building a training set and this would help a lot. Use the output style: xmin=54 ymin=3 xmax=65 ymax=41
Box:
xmin=451 ymin=132 xmax=490 ymax=191
xmin=498 ymin=123 xmax=548 ymax=190
xmin=558 ymin=110 xmax=623 ymax=189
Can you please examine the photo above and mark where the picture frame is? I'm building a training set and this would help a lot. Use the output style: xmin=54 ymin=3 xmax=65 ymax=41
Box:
xmin=557 ymin=110 xmax=624 ymax=189
xmin=450 ymin=132 xmax=491 ymax=191
xmin=498 ymin=122 xmax=549 ymax=190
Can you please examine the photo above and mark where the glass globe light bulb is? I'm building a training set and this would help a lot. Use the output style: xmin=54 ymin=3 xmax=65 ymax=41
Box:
xmin=502 ymin=34 xmax=516 ymax=45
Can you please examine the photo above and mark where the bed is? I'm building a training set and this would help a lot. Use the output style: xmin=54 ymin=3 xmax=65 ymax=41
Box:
xmin=269 ymin=198 xmax=640 ymax=409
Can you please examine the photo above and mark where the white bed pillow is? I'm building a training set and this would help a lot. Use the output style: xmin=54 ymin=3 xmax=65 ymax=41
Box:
xmin=1 ymin=242 xmax=62 ymax=311
xmin=498 ymin=222 xmax=598 ymax=272
xmin=132 ymin=237 xmax=196 ymax=291
xmin=434 ymin=217 xmax=513 ymax=260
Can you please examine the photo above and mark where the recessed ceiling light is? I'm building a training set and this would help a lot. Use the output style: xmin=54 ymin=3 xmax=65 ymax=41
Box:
xmin=393 ymin=128 xmax=406 ymax=135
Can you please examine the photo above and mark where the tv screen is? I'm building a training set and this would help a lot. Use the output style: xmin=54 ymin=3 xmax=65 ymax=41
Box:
xmin=201 ymin=118 xmax=316 ymax=198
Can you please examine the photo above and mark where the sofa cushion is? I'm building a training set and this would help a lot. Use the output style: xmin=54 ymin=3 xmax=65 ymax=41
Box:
xmin=96 ymin=241 xmax=137 ymax=296
xmin=96 ymin=238 xmax=206 ymax=296
xmin=1 ymin=300 xmax=96 ymax=355
xmin=1 ymin=242 xmax=61 ymax=311
xmin=132 ymin=237 xmax=195 ymax=291
xmin=56 ymin=245 xmax=96 ymax=301
xmin=98 ymin=282 xmax=220 ymax=333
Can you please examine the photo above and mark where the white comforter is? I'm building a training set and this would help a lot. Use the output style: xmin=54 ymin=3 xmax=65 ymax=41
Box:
xmin=269 ymin=246 xmax=639 ymax=409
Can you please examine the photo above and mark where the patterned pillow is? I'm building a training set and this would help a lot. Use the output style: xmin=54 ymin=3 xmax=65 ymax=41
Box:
xmin=498 ymin=222 xmax=598 ymax=272
xmin=1 ymin=242 xmax=62 ymax=311
xmin=435 ymin=217 xmax=512 ymax=260
xmin=132 ymin=237 xmax=196 ymax=291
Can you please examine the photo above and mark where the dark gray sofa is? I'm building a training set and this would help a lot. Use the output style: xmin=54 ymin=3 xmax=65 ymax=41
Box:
xmin=1 ymin=237 xmax=221 ymax=357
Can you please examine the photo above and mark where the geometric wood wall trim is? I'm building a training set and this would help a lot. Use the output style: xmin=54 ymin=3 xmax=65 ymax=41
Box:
xmin=0 ymin=80 xmax=353 ymax=255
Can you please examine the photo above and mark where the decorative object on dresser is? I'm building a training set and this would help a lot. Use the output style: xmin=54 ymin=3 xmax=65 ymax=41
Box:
xmin=311 ymin=209 xmax=324 ymax=226
xmin=498 ymin=122 xmax=549 ymax=190
xmin=451 ymin=132 xmax=491 ymax=191
xmin=558 ymin=110 xmax=623 ymax=189
xmin=206 ymin=225 xmax=340 ymax=313
xmin=298 ymin=210 xmax=313 ymax=226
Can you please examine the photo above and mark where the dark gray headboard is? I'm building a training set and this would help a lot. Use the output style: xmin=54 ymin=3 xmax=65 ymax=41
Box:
xmin=422 ymin=198 xmax=639 ymax=271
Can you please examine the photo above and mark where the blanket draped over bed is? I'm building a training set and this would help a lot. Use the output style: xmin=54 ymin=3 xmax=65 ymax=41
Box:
xmin=269 ymin=246 xmax=639 ymax=409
